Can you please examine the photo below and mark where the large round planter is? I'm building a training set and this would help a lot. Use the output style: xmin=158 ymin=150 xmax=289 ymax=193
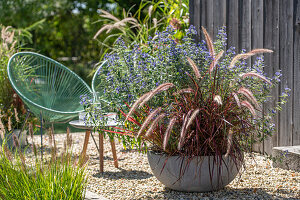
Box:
xmin=147 ymin=151 xmax=242 ymax=192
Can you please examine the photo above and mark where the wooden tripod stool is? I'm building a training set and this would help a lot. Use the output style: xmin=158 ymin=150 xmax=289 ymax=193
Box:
xmin=69 ymin=120 xmax=118 ymax=172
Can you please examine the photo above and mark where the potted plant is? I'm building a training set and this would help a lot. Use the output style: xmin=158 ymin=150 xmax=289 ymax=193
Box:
xmin=116 ymin=27 xmax=288 ymax=192
xmin=88 ymin=25 xmax=288 ymax=192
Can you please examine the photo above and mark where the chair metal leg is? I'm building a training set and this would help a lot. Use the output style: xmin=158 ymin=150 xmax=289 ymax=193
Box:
xmin=90 ymin=130 xmax=99 ymax=153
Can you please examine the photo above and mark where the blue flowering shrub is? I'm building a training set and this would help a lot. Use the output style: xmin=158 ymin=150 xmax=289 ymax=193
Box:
xmin=95 ymin=26 xmax=211 ymax=108
xmin=86 ymin=25 xmax=288 ymax=150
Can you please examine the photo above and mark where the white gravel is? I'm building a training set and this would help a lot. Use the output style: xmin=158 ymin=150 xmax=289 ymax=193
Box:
xmin=28 ymin=132 xmax=300 ymax=200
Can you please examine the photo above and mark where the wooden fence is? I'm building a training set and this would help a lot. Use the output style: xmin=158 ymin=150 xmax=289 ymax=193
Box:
xmin=189 ymin=0 xmax=300 ymax=154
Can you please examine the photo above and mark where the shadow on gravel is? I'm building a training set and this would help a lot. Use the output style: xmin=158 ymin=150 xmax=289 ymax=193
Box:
xmin=93 ymin=169 xmax=153 ymax=180
xmin=91 ymin=156 xmax=125 ymax=161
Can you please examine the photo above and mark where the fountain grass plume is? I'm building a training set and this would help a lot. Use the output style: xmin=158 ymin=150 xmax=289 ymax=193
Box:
xmin=137 ymin=107 xmax=162 ymax=137
xmin=209 ymin=50 xmax=224 ymax=74
xmin=187 ymin=57 xmax=201 ymax=79
xmin=241 ymin=72 xmax=272 ymax=85
xmin=241 ymin=100 xmax=257 ymax=117
xmin=163 ymin=116 xmax=177 ymax=151
xmin=178 ymin=109 xmax=193 ymax=150
xmin=238 ymin=87 xmax=260 ymax=109
xmin=145 ymin=113 xmax=166 ymax=138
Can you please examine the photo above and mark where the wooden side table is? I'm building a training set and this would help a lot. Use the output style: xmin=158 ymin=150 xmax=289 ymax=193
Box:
xmin=69 ymin=120 xmax=118 ymax=172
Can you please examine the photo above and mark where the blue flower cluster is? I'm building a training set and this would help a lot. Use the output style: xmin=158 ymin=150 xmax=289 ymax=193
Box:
xmin=97 ymin=25 xmax=218 ymax=106
xmin=80 ymin=94 xmax=92 ymax=106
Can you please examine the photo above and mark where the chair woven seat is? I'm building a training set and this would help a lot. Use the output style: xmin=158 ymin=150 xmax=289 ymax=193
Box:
xmin=7 ymin=52 xmax=93 ymax=122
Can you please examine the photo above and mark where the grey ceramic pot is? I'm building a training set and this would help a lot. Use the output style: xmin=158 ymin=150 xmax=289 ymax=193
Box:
xmin=147 ymin=151 xmax=242 ymax=192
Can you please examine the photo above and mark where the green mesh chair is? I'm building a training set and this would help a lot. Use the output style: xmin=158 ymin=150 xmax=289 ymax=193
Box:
xmin=7 ymin=52 xmax=93 ymax=157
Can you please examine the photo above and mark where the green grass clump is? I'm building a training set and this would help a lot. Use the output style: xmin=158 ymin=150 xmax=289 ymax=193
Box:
xmin=0 ymin=144 xmax=87 ymax=200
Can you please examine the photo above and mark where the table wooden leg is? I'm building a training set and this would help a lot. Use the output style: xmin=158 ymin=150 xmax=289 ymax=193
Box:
xmin=80 ymin=130 xmax=90 ymax=161
xmin=110 ymin=139 xmax=118 ymax=168
xmin=99 ymin=132 xmax=104 ymax=173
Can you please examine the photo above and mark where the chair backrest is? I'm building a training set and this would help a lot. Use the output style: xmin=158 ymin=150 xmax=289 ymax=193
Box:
xmin=91 ymin=60 xmax=136 ymax=113
xmin=91 ymin=60 xmax=114 ymax=112
xmin=7 ymin=52 xmax=93 ymax=122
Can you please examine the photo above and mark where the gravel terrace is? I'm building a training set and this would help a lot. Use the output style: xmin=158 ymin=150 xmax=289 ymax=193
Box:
xmin=28 ymin=132 xmax=300 ymax=200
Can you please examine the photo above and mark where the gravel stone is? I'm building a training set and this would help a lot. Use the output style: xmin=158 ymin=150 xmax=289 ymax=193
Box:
xmin=27 ymin=132 xmax=300 ymax=200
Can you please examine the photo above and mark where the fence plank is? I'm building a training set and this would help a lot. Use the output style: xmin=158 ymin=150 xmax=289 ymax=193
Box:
xmin=213 ymin=0 xmax=226 ymax=39
xmin=279 ymin=0 xmax=294 ymax=147
xmin=251 ymin=0 xmax=264 ymax=153
xmin=189 ymin=0 xmax=195 ymax=27
xmin=263 ymin=0 xmax=280 ymax=154
xmin=190 ymin=0 xmax=202 ymax=42
xmin=227 ymin=0 xmax=239 ymax=50
xmin=239 ymin=0 xmax=251 ymax=55
xmin=200 ymin=0 xmax=214 ymax=38
xmin=293 ymin=0 xmax=300 ymax=146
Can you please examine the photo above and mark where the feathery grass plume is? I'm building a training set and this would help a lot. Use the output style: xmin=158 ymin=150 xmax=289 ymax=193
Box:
xmin=12 ymin=134 xmax=26 ymax=168
xmin=66 ymin=127 xmax=72 ymax=148
xmin=185 ymin=109 xmax=200 ymax=131
xmin=49 ymin=126 xmax=57 ymax=161
xmin=145 ymin=113 xmax=166 ymax=138
xmin=225 ymin=130 xmax=233 ymax=158
xmin=125 ymin=92 xmax=150 ymax=122
xmin=29 ymin=123 xmax=37 ymax=158
xmin=163 ymin=116 xmax=177 ymax=151
xmin=0 ymin=130 xmax=3 ymax=140
xmin=14 ymin=108 xmax=19 ymax=122
xmin=229 ymin=53 xmax=254 ymax=68
xmin=94 ymin=9 xmax=139 ymax=38
xmin=0 ymin=117 xmax=5 ymax=139
xmin=28 ymin=123 xmax=33 ymax=138
xmin=1 ymin=26 xmax=14 ymax=44
xmin=173 ymin=88 xmax=195 ymax=96
xmin=201 ymin=26 xmax=215 ymax=57
xmin=79 ymin=155 xmax=89 ymax=167
xmin=209 ymin=50 xmax=224 ymax=74
xmin=3 ymin=145 xmax=12 ymax=161
xmin=178 ymin=110 xmax=193 ymax=150
xmin=137 ymin=107 xmax=162 ymax=137
xmin=48 ymin=128 xmax=53 ymax=148
xmin=241 ymin=100 xmax=256 ymax=117
xmin=8 ymin=116 xmax=11 ymax=131
xmin=238 ymin=87 xmax=260 ymax=108
xmin=12 ymin=134 xmax=19 ymax=149
xmin=140 ymin=83 xmax=175 ymax=108
xmin=248 ymin=48 xmax=273 ymax=54
xmin=148 ymin=5 xmax=153 ymax=18
xmin=98 ymin=9 xmax=120 ymax=22
xmin=186 ymin=57 xmax=201 ymax=79
xmin=231 ymin=92 xmax=241 ymax=107
xmin=213 ymin=95 xmax=223 ymax=105
xmin=241 ymin=72 xmax=272 ymax=85
xmin=229 ymin=48 xmax=273 ymax=69
xmin=153 ymin=18 xmax=157 ymax=28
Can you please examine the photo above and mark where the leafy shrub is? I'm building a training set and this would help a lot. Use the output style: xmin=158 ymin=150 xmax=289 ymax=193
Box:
xmin=118 ymin=26 xmax=288 ymax=160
